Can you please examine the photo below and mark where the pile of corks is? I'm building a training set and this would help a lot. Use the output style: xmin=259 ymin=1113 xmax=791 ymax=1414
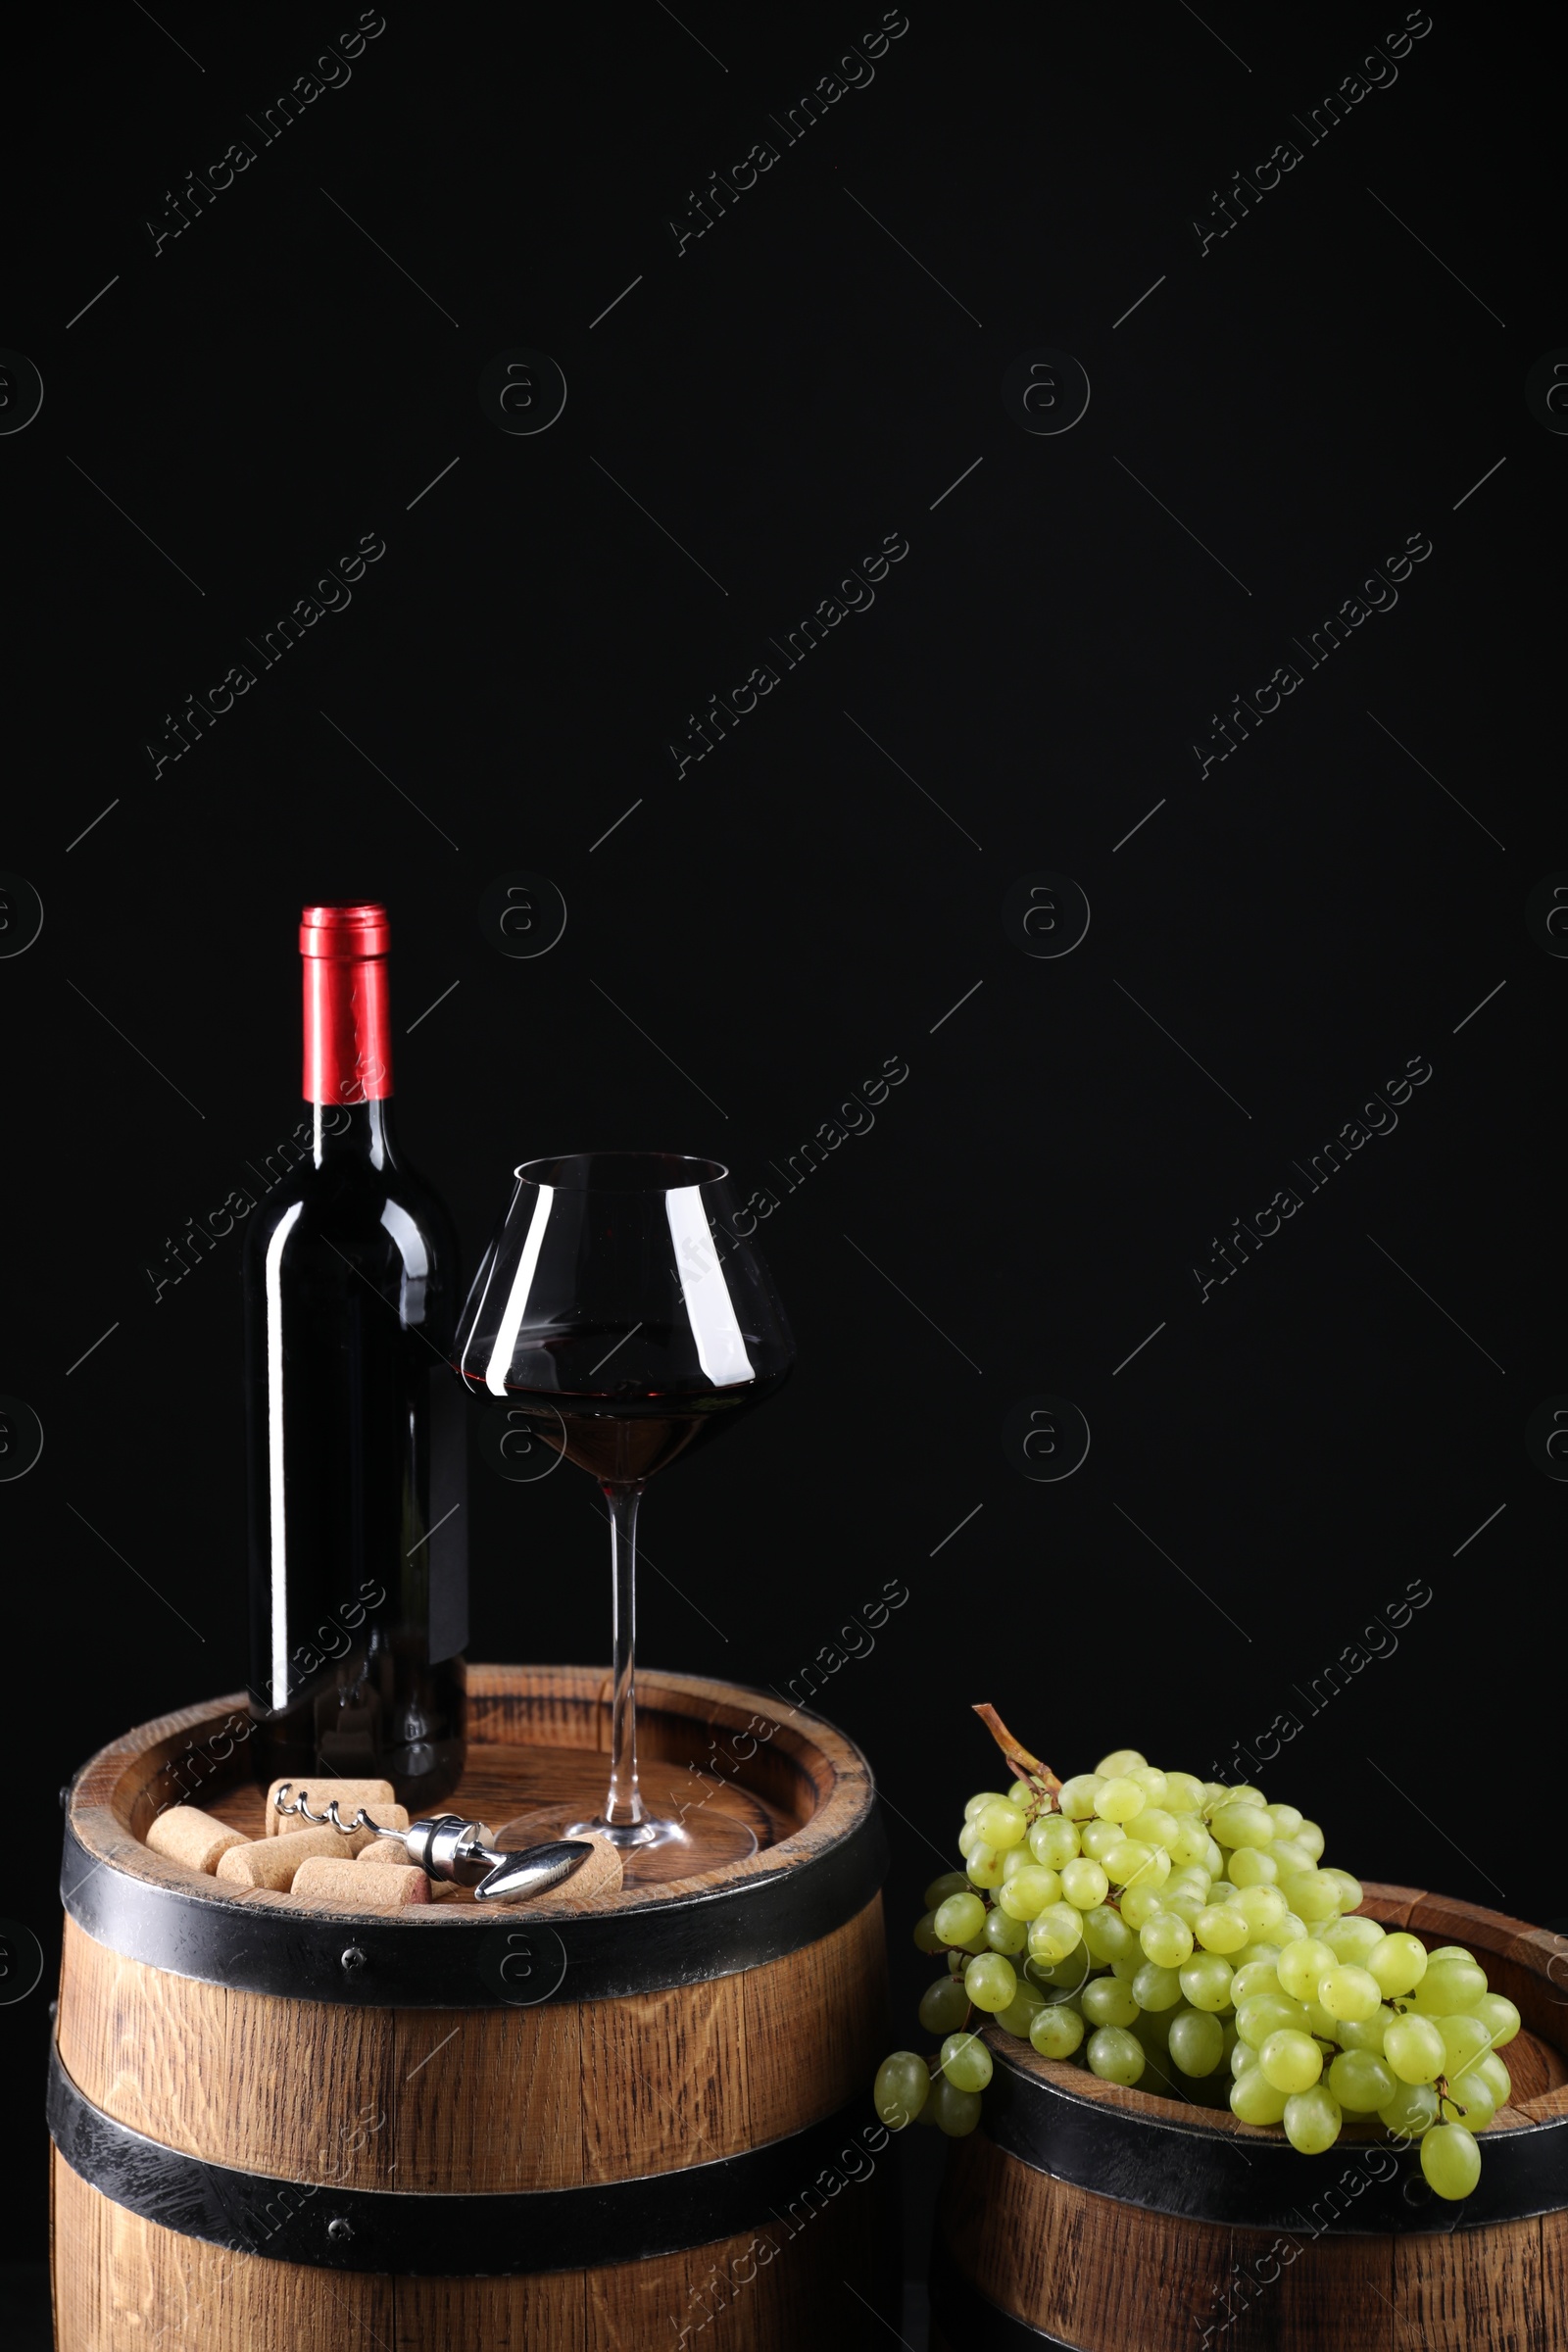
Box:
xmin=146 ymin=1777 xmax=452 ymax=1909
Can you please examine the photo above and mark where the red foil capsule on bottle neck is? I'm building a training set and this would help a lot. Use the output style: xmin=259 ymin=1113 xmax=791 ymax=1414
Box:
xmin=300 ymin=903 xmax=394 ymax=1103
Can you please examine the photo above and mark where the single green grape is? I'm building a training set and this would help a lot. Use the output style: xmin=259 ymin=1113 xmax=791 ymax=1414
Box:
xmin=1110 ymin=1953 xmax=1144 ymax=1984
xmin=1259 ymin=2029 xmax=1323 ymax=2094
xmin=964 ymin=1953 xmax=1018 ymax=2013
xmin=1471 ymin=1992 xmax=1521 ymax=2049
xmin=1095 ymin=1776 xmax=1148 ymax=1825
xmin=1365 ymin=1931 xmax=1427 ymax=1998
xmin=1000 ymin=1845 xmax=1033 ymax=1882
xmin=1335 ymin=2003 xmax=1396 ymax=2053
xmin=1082 ymin=1976 xmax=1142 ymax=2029
xmin=1265 ymin=1802 xmax=1303 ymax=1838
xmin=1273 ymin=1913 xmax=1309 ymax=1949
xmin=1195 ymin=1905 xmax=1250 ymax=1956
xmin=1377 ymin=2079 xmax=1440 ymax=2138
xmin=1210 ymin=1801 xmax=1274 ymax=1850
xmin=912 ymin=1910 xmax=947 ymax=1955
xmin=1087 ymin=2026 xmax=1146 ymax=2084
xmin=1163 ymin=1773 xmax=1206 ymax=1813
xmin=1267 ymin=1836 xmax=1313 ymax=1876
xmin=1029 ymin=1949 xmax=1092 ymax=1989
xmin=1230 ymin=2069 xmax=1290 ymax=2125
xmin=1162 ymin=1887 xmax=1208 ymax=1928
xmin=1319 ymin=1869 xmax=1363 ymax=1913
xmin=966 ymin=1842 xmax=1005 ymax=1889
xmin=956 ymin=1822 xmax=982 ymax=1858
xmin=1027 ymin=1903 xmax=1085 ymax=1962
xmin=1475 ymin=2052 xmax=1511 ymax=2107
xmin=1320 ymin=1914 xmax=1385 ymax=1963
xmin=1233 ymin=1886 xmax=1288 ymax=1936
xmin=940 ymin=2031 xmax=993 ymax=2092
xmin=924 ymin=1870 xmax=972 ymax=1910
xmin=1060 ymin=1859 xmax=1110 ymax=1911
xmin=1231 ymin=2038 xmax=1259 ymax=2078
xmin=1166 ymin=1814 xmax=1212 ymax=1867
xmin=1168 ymin=2007 xmax=1225 ymax=2078
xmin=998 ymin=1865 xmax=1062 ymax=1922
xmin=1284 ymin=2084 xmax=1342 ymax=2153
xmin=1384 ymin=2014 xmax=1446 ymax=2084
xmin=873 ymin=2052 xmax=930 ymax=2129
xmin=1139 ymin=1913 xmax=1195 ymax=1969
xmin=1328 ymin=2049 xmax=1396 ymax=2112
xmin=997 ymin=1984 xmax=1047 ymax=2038
xmin=1080 ymin=1818 xmax=1123 ymax=1862
xmin=1007 ymin=1779 xmax=1036 ymax=1807
xmin=985 ymin=1909 xmax=1029 ymax=1955
xmin=918 ymin=1976 xmax=971 ymax=2035
xmin=1425 ymin=1945 xmax=1476 ymax=1962
xmin=1103 ymin=1838 xmax=1156 ymax=1886
xmin=1420 ymin=2122 xmax=1481 ymax=2200
xmin=926 ymin=2076 xmax=983 ymax=2137
xmin=1081 ymin=1906 xmax=1137 ymax=1964
xmin=1226 ymin=1784 xmax=1269 ymax=1806
xmin=934 ymin=1891 xmax=987 ymax=1947
xmin=1056 ymin=1774 xmax=1103 ymax=1822
xmin=1127 ymin=1765 xmax=1169 ymax=1802
xmin=1446 ymin=2074 xmax=1496 ymax=2132
xmin=1230 ymin=1960 xmax=1283 ymax=2006
xmin=963 ymin=1790 xmax=1005 ymax=1823
xmin=1134 ymin=1807 xmax=1180 ymax=1850
xmin=1031 ymin=2002 xmax=1085 ymax=2059
xmin=1440 ymin=2015 xmax=1494 ymax=2075
xmin=1237 ymin=1992 xmax=1309 ymax=2049
xmin=1029 ymin=1815 xmax=1081 ymax=1869
xmin=1131 ymin=1961 xmax=1184 ymax=2013
xmin=1411 ymin=1959 xmax=1489 ymax=2017
xmin=1294 ymin=1819 xmax=1325 ymax=1861
xmin=1318 ymin=1964 xmax=1383 ymax=2024
xmin=1120 ymin=1882 xmax=1166 ymax=1931
xmin=1229 ymin=1847 xmax=1279 ymax=1887
xmin=1276 ymin=1936 xmax=1336 ymax=2002
xmin=1179 ymin=1953 xmax=1235 ymax=2014
xmin=1278 ymin=1870 xmax=1339 ymax=1924
xmin=977 ymin=1799 xmax=1028 ymax=1851
xmin=1095 ymin=1747 xmax=1147 ymax=1777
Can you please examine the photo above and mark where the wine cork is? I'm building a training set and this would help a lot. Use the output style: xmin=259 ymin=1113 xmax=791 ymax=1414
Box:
xmin=495 ymin=1829 xmax=623 ymax=1907
xmin=357 ymin=1838 xmax=411 ymax=1867
xmin=291 ymin=1857 xmax=430 ymax=1908
xmin=145 ymin=1806 xmax=247 ymax=1876
xmin=216 ymin=1825 xmax=356 ymax=1890
xmin=265 ymin=1777 xmax=396 ymax=1836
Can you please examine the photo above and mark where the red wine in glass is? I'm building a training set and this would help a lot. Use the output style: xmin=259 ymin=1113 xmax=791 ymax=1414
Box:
xmin=455 ymin=1153 xmax=794 ymax=1882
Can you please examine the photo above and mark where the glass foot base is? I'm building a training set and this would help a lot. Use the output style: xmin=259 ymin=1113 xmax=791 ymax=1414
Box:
xmin=497 ymin=1799 xmax=760 ymax=1886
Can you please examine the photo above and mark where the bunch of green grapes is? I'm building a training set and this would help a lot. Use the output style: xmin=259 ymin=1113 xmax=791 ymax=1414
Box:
xmin=873 ymin=1734 xmax=1519 ymax=2202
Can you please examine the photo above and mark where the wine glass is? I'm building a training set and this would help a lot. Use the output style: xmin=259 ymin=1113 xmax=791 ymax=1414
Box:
xmin=455 ymin=1152 xmax=794 ymax=1883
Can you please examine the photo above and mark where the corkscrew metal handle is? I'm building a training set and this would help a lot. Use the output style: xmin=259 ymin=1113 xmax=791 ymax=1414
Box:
xmin=270 ymin=1785 xmax=592 ymax=1897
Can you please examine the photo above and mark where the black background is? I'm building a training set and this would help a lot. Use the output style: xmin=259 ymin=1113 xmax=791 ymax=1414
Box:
xmin=1 ymin=0 xmax=1561 ymax=2309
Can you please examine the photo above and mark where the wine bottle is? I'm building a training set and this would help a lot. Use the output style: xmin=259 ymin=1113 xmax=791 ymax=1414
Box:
xmin=243 ymin=903 xmax=467 ymax=1808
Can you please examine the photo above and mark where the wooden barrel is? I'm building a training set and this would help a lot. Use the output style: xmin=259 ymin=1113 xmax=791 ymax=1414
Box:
xmin=930 ymin=1884 xmax=1568 ymax=2349
xmin=51 ymin=1663 xmax=897 ymax=2348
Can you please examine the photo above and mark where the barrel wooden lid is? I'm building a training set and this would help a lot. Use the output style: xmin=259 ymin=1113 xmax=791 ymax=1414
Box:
xmin=60 ymin=1664 xmax=887 ymax=2005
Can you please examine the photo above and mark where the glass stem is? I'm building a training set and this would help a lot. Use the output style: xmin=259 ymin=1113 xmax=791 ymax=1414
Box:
xmin=604 ymin=1482 xmax=646 ymax=1829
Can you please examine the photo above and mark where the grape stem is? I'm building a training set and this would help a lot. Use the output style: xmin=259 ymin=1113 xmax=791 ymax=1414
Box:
xmin=972 ymin=1703 xmax=1061 ymax=1794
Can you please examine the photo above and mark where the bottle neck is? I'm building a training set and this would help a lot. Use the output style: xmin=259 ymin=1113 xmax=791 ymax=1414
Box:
xmin=311 ymin=1099 xmax=399 ymax=1170
xmin=303 ymin=948 xmax=394 ymax=1109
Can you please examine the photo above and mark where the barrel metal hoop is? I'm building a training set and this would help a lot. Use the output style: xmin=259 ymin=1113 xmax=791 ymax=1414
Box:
xmin=59 ymin=1804 xmax=888 ymax=2006
xmin=928 ymin=2242 xmax=1079 ymax=2348
xmin=48 ymin=2046 xmax=883 ymax=2276
xmin=983 ymin=2063 xmax=1566 ymax=2233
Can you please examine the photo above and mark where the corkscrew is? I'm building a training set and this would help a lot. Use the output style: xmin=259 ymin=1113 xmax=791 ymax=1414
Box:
xmin=271 ymin=1785 xmax=594 ymax=1902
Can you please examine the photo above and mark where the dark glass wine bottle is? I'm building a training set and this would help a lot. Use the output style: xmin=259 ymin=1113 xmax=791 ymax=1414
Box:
xmin=244 ymin=903 xmax=466 ymax=1808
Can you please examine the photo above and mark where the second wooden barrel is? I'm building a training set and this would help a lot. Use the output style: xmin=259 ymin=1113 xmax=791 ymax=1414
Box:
xmin=51 ymin=1663 xmax=897 ymax=2348
xmin=930 ymin=1884 xmax=1568 ymax=2349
